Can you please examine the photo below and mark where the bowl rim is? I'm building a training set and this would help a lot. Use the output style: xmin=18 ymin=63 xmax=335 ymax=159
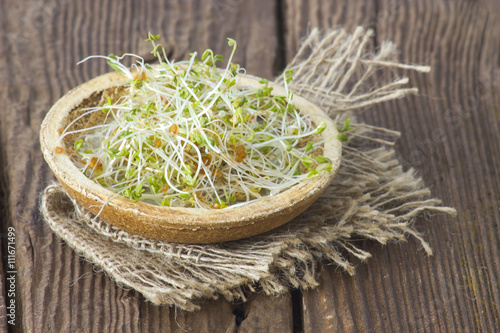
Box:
xmin=40 ymin=71 xmax=341 ymax=241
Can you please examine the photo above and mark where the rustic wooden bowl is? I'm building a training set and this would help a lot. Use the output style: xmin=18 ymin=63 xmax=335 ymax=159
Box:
xmin=40 ymin=71 xmax=342 ymax=244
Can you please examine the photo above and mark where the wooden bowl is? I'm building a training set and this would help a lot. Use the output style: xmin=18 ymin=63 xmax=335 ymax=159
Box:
xmin=40 ymin=71 xmax=342 ymax=244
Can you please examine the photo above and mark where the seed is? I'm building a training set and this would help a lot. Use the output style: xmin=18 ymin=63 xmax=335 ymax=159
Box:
xmin=234 ymin=144 xmax=247 ymax=162
xmin=89 ymin=157 xmax=101 ymax=169
xmin=153 ymin=139 xmax=162 ymax=148
xmin=202 ymin=155 xmax=211 ymax=165
xmin=169 ymin=123 xmax=179 ymax=135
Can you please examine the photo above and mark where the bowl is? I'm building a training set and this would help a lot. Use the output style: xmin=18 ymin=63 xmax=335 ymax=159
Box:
xmin=40 ymin=71 xmax=342 ymax=243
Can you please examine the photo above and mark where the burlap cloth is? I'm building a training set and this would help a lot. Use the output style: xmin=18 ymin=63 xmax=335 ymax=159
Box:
xmin=40 ymin=27 xmax=456 ymax=311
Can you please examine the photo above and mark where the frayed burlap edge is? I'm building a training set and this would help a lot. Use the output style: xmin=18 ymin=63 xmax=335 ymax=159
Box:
xmin=40 ymin=27 xmax=456 ymax=311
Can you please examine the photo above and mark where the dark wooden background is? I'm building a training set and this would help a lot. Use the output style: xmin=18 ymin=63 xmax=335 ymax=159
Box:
xmin=1 ymin=0 xmax=499 ymax=332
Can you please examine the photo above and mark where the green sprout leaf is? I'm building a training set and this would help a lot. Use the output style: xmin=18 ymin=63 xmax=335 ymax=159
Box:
xmin=102 ymin=97 xmax=112 ymax=113
xmin=305 ymin=141 xmax=314 ymax=153
xmin=300 ymin=155 xmax=314 ymax=168
xmin=179 ymin=192 xmax=191 ymax=200
xmin=106 ymin=55 xmax=127 ymax=76
xmin=336 ymin=118 xmax=353 ymax=142
xmin=314 ymin=122 xmax=327 ymax=134
xmin=314 ymin=155 xmax=331 ymax=164
xmin=74 ymin=139 xmax=83 ymax=153
xmin=307 ymin=168 xmax=320 ymax=178
xmin=337 ymin=133 xmax=349 ymax=142
xmin=284 ymin=69 xmax=294 ymax=84
xmin=105 ymin=147 xmax=120 ymax=158
xmin=227 ymin=38 xmax=236 ymax=47
xmin=148 ymin=176 xmax=162 ymax=193
xmin=145 ymin=32 xmax=161 ymax=42
xmin=338 ymin=118 xmax=353 ymax=132
xmin=122 ymin=184 xmax=145 ymax=201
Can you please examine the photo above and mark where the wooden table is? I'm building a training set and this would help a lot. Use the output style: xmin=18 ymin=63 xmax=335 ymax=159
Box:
xmin=1 ymin=0 xmax=499 ymax=331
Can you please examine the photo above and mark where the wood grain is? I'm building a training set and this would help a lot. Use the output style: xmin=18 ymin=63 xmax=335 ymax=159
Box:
xmin=238 ymin=293 xmax=294 ymax=332
xmin=283 ymin=0 xmax=500 ymax=332
xmin=1 ymin=0 xmax=500 ymax=332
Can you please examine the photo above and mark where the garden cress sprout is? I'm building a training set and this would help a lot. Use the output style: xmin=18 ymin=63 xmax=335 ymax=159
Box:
xmin=59 ymin=33 xmax=335 ymax=209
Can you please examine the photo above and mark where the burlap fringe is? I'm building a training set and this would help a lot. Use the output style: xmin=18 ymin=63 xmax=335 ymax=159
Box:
xmin=40 ymin=27 xmax=456 ymax=311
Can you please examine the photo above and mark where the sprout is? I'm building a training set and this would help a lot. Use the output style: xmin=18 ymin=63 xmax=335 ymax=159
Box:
xmin=61 ymin=34 xmax=337 ymax=209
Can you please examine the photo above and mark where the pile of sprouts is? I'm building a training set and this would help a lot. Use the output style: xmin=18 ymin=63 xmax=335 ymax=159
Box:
xmin=59 ymin=33 xmax=340 ymax=209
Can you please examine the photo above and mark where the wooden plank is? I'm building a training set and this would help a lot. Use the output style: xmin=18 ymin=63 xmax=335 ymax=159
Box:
xmin=362 ymin=1 xmax=500 ymax=331
xmin=136 ymin=298 xmax=238 ymax=333
xmin=0 ymin=0 xmax=294 ymax=331
xmin=282 ymin=0 xmax=500 ymax=332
